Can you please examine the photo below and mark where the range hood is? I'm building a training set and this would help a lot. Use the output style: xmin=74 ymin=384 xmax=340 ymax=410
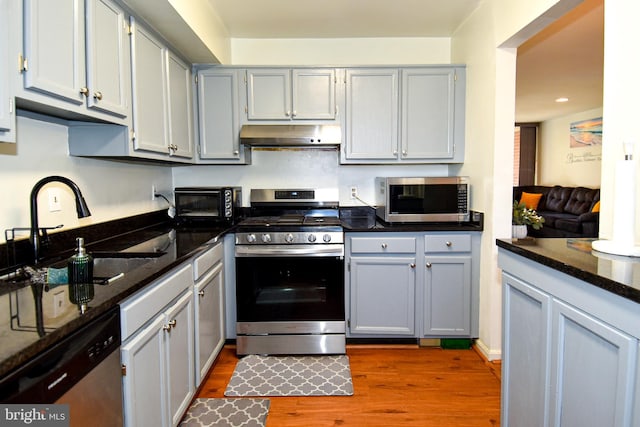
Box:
xmin=239 ymin=124 xmax=341 ymax=147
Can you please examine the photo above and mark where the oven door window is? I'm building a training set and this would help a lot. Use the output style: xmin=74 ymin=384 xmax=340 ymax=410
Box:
xmin=236 ymin=256 xmax=344 ymax=322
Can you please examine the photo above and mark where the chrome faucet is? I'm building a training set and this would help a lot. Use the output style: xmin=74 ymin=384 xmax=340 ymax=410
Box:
xmin=30 ymin=176 xmax=91 ymax=263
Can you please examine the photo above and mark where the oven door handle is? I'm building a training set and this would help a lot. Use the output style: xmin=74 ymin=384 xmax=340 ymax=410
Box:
xmin=235 ymin=244 xmax=344 ymax=257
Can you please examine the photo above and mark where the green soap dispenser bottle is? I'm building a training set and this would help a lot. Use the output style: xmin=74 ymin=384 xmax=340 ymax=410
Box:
xmin=68 ymin=237 xmax=94 ymax=313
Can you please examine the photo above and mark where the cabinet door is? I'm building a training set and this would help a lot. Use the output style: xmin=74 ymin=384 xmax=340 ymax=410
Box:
xmin=121 ymin=315 xmax=166 ymax=427
xmin=130 ymin=17 xmax=169 ymax=155
xmin=166 ymin=52 xmax=194 ymax=159
xmin=632 ymin=342 xmax=640 ymax=427
xmin=197 ymin=69 xmax=245 ymax=161
xmin=401 ymin=68 xmax=456 ymax=159
xmin=344 ymin=69 xmax=399 ymax=161
xmin=246 ymin=69 xmax=291 ymax=120
xmin=423 ymin=255 xmax=471 ymax=336
xmin=23 ymin=0 xmax=85 ymax=105
xmin=549 ymin=300 xmax=636 ymax=427
xmin=349 ymin=256 xmax=415 ymax=335
xmin=292 ymin=69 xmax=335 ymax=119
xmin=165 ymin=291 xmax=195 ymax=427
xmin=195 ymin=262 xmax=225 ymax=385
xmin=85 ymin=0 xmax=129 ymax=118
xmin=0 ymin=0 xmax=14 ymax=137
xmin=501 ymin=273 xmax=552 ymax=427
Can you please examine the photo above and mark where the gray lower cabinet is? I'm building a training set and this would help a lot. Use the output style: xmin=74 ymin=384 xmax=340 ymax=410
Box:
xmin=347 ymin=232 xmax=479 ymax=339
xmin=120 ymin=263 xmax=195 ymax=427
xmin=192 ymin=243 xmax=225 ymax=386
xmin=499 ymin=249 xmax=640 ymax=427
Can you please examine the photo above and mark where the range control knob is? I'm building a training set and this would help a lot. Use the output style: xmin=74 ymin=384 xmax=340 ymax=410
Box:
xmin=246 ymin=234 xmax=256 ymax=243
xmin=323 ymin=234 xmax=332 ymax=243
xmin=261 ymin=234 xmax=272 ymax=243
xmin=285 ymin=233 xmax=295 ymax=243
xmin=308 ymin=234 xmax=317 ymax=243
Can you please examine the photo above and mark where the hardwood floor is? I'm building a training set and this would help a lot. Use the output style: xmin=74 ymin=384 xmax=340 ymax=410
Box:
xmin=196 ymin=344 xmax=501 ymax=426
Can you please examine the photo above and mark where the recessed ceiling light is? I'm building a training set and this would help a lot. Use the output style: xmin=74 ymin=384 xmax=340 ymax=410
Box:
xmin=555 ymin=97 xmax=569 ymax=103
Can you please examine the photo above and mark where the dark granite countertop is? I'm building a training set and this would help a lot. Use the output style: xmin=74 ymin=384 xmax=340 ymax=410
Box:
xmin=497 ymin=238 xmax=640 ymax=305
xmin=0 ymin=220 xmax=230 ymax=378
xmin=339 ymin=207 xmax=484 ymax=232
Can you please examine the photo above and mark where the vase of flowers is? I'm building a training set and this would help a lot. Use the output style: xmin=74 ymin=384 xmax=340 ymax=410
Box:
xmin=512 ymin=201 xmax=545 ymax=238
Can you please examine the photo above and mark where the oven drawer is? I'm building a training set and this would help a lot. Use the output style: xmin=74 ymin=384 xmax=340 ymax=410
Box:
xmin=424 ymin=234 xmax=471 ymax=253
xmin=350 ymin=236 xmax=416 ymax=254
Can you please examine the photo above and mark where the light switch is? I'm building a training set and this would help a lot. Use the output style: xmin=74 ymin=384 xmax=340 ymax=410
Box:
xmin=48 ymin=188 xmax=62 ymax=212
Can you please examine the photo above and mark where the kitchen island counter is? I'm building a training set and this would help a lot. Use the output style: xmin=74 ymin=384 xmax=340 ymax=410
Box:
xmin=497 ymin=237 xmax=640 ymax=304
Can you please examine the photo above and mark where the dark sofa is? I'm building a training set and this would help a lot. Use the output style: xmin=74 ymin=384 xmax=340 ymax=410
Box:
xmin=513 ymin=185 xmax=600 ymax=238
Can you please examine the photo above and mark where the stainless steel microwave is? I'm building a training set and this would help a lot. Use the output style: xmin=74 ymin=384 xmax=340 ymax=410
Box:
xmin=375 ymin=177 xmax=470 ymax=223
xmin=174 ymin=187 xmax=242 ymax=224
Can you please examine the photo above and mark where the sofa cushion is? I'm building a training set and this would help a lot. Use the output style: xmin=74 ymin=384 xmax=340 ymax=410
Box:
xmin=555 ymin=218 xmax=582 ymax=233
xmin=538 ymin=211 xmax=576 ymax=228
xmin=520 ymin=192 xmax=543 ymax=210
xmin=563 ymin=187 xmax=600 ymax=215
xmin=545 ymin=186 xmax=573 ymax=212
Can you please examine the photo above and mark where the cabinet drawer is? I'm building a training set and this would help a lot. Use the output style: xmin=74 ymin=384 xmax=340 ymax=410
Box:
xmin=425 ymin=234 xmax=471 ymax=253
xmin=193 ymin=243 xmax=223 ymax=281
xmin=351 ymin=237 xmax=416 ymax=253
xmin=121 ymin=263 xmax=193 ymax=340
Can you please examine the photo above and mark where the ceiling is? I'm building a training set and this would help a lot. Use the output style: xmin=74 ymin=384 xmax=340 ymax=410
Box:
xmin=207 ymin=0 xmax=604 ymax=123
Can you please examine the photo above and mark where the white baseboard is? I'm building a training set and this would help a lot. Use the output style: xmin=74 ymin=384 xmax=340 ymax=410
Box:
xmin=474 ymin=338 xmax=502 ymax=361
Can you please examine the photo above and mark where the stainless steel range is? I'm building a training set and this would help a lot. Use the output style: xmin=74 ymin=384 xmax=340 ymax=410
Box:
xmin=234 ymin=188 xmax=345 ymax=355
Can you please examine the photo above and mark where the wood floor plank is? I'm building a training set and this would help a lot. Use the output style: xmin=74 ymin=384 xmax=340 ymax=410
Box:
xmin=195 ymin=345 xmax=501 ymax=426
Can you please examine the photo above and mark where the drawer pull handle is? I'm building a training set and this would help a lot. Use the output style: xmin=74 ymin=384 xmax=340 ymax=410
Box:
xmin=426 ymin=262 xmax=432 ymax=268
xmin=410 ymin=263 xmax=416 ymax=269
xmin=445 ymin=241 xmax=452 ymax=247
xmin=381 ymin=243 xmax=388 ymax=249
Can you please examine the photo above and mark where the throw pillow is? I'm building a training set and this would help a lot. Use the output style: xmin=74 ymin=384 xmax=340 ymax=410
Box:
xmin=592 ymin=201 xmax=600 ymax=212
xmin=520 ymin=192 xmax=543 ymax=210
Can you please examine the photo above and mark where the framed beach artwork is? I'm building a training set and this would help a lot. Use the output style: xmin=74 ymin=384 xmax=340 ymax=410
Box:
xmin=569 ymin=117 xmax=602 ymax=148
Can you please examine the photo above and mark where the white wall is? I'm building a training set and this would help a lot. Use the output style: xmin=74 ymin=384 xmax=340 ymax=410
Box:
xmin=231 ymin=38 xmax=451 ymax=65
xmin=538 ymin=107 xmax=603 ymax=187
xmin=0 ymin=112 xmax=172 ymax=244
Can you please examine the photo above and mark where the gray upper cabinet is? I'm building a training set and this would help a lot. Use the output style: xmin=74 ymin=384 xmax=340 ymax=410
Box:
xmin=166 ymin=51 xmax=194 ymax=159
xmin=22 ymin=0 xmax=86 ymax=105
xmin=0 ymin=0 xmax=15 ymax=142
xmin=85 ymin=0 xmax=129 ymax=118
xmin=195 ymin=68 xmax=250 ymax=164
xmin=246 ymin=68 xmax=337 ymax=122
xmin=130 ymin=18 xmax=168 ymax=156
xmin=343 ymin=68 xmax=399 ymax=162
xmin=19 ymin=0 xmax=130 ymax=122
xmin=342 ymin=66 xmax=465 ymax=164
xmin=402 ymin=68 xmax=461 ymax=160
xmin=130 ymin=17 xmax=192 ymax=161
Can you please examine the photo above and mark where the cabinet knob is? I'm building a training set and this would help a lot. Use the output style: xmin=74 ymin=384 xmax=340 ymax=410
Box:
xmin=198 ymin=290 xmax=205 ymax=297
xmin=163 ymin=319 xmax=177 ymax=331
xmin=286 ymin=110 xmax=291 ymax=117
xmin=426 ymin=262 xmax=432 ymax=268
xmin=446 ymin=241 xmax=452 ymax=247
xmin=233 ymin=150 xmax=239 ymax=155
xmin=292 ymin=110 xmax=297 ymax=117
xmin=393 ymin=150 xmax=398 ymax=155
xmin=80 ymin=87 xmax=89 ymax=97
xmin=381 ymin=243 xmax=388 ymax=249
xmin=93 ymin=91 xmax=103 ymax=100
xmin=410 ymin=263 xmax=416 ymax=269
xmin=402 ymin=150 xmax=407 ymax=156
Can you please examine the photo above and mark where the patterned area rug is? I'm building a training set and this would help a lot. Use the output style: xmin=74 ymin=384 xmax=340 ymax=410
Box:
xmin=179 ymin=398 xmax=270 ymax=427
xmin=224 ymin=354 xmax=354 ymax=397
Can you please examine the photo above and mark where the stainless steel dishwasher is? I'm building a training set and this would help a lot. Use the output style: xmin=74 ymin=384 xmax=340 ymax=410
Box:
xmin=0 ymin=306 xmax=123 ymax=427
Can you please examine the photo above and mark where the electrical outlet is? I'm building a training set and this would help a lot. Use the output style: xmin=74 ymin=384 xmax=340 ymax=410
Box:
xmin=48 ymin=188 xmax=62 ymax=212
xmin=151 ymin=185 xmax=156 ymax=200
xmin=350 ymin=187 xmax=358 ymax=199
